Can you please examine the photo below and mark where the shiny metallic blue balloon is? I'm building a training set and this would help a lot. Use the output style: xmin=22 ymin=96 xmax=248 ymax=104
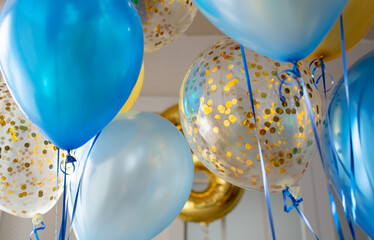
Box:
xmin=192 ymin=0 xmax=347 ymax=62
xmin=323 ymin=50 xmax=374 ymax=238
xmin=0 ymin=0 xmax=144 ymax=150
xmin=69 ymin=112 xmax=194 ymax=240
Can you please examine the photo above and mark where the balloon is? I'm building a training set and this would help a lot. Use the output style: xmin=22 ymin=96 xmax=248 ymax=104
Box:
xmin=160 ymin=105 xmax=243 ymax=225
xmin=69 ymin=111 xmax=194 ymax=240
xmin=179 ymin=154 xmax=243 ymax=225
xmin=306 ymin=0 xmax=374 ymax=62
xmin=132 ymin=0 xmax=197 ymax=53
xmin=0 ymin=77 xmax=63 ymax=218
xmin=118 ymin=63 xmax=144 ymax=113
xmin=323 ymin=50 xmax=374 ymax=238
xmin=179 ymin=38 xmax=322 ymax=192
xmin=0 ymin=0 xmax=144 ymax=150
xmin=192 ymin=0 xmax=347 ymax=62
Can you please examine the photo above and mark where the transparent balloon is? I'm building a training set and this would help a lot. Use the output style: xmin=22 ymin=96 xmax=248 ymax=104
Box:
xmin=133 ymin=0 xmax=197 ymax=53
xmin=179 ymin=38 xmax=322 ymax=192
xmin=0 ymin=77 xmax=63 ymax=218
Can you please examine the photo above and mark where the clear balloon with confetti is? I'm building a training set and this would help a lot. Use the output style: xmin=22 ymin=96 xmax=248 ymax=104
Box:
xmin=133 ymin=0 xmax=197 ymax=53
xmin=0 ymin=76 xmax=63 ymax=218
xmin=179 ymin=37 xmax=322 ymax=192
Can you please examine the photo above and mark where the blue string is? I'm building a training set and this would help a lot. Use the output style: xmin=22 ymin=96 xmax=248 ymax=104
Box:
xmin=67 ymin=132 xmax=101 ymax=240
xmin=240 ymin=45 xmax=276 ymax=240
xmin=339 ymin=15 xmax=357 ymax=239
xmin=282 ymin=187 xmax=319 ymax=240
xmin=58 ymin=152 xmax=77 ymax=240
xmin=30 ymin=221 xmax=46 ymax=240
xmin=58 ymin=158 xmax=68 ymax=240
xmin=276 ymin=63 xmax=345 ymax=240
xmin=311 ymin=56 xmax=356 ymax=240
xmin=55 ymin=149 xmax=60 ymax=240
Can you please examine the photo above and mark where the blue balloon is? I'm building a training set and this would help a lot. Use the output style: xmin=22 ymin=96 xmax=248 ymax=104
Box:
xmin=69 ymin=112 xmax=194 ymax=240
xmin=323 ymin=50 xmax=374 ymax=238
xmin=192 ymin=0 xmax=347 ymax=62
xmin=0 ymin=0 xmax=144 ymax=150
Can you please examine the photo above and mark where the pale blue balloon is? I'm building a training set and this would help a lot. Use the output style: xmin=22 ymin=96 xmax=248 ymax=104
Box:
xmin=193 ymin=0 xmax=347 ymax=62
xmin=69 ymin=112 xmax=194 ymax=240
xmin=0 ymin=0 xmax=144 ymax=150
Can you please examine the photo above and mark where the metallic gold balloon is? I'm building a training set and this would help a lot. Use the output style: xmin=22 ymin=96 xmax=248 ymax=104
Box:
xmin=179 ymin=38 xmax=322 ymax=192
xmin=161 ymin=105 xmax=244 ymax=225
xmin=132 ymin=0 xmax=198 ymax=53
xmin=119 ymin=63 xmax=145 ymax=113
xmin=306 ymin=0 xmax=374 ymax=62
xmin=0 ymin=77 xmax=63 ymax=218
xmin=179 ymin=155 xmax=244 ymax=224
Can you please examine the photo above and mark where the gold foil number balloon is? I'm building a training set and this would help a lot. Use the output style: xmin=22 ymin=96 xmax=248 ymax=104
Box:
xmin=0 ymin=77 xmax=63 ymax=218
xmin=133 ymin=0 xmax=197 ymax=53
xmin=179 ymin=38 xmax=322 ymax=192
xmin=161 ymin=105 xmax=243 ymax=225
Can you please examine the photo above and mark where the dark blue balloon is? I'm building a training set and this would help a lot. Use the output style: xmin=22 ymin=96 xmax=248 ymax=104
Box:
xmin=324 ymin=50 xmax=374 ymax=238
xmin=0 ymin=0 xmax=143 ymax=150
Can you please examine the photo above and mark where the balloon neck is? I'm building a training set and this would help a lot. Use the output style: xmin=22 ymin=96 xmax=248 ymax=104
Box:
xmin=32 ymin=213 xmax=43 ymax=225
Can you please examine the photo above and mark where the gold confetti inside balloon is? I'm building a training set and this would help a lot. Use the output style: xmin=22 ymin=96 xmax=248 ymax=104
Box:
xmin=0 ymin=77 xmax=63 ymax=218
xmin=161 ymin=105 xmax=244 ymax=225
xmin=132 ymin=0 xmax=197 ymax=53
xmin=179 ymin=38 xmax=322 ymax=192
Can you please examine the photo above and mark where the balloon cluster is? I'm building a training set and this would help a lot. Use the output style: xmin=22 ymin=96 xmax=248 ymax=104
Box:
xmin=0 ymin=0 xmax=372 ymax=238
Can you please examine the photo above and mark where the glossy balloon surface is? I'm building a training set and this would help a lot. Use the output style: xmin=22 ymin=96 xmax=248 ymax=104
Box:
xmin=193 ymin=0 xmax=347 ymax=61
xmin=70 ymin=112 xmax=194 ymax=240
xmin=118 ymin=63 xmax=144 ymax=113
xmin=0 ymin=0 xmax=144 ymax=150
xmin=323 ymin=50 xmax=374 ymax=238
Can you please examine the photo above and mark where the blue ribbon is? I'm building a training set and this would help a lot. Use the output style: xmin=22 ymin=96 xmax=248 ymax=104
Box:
xmin=275 ymin=62 xmax=345 ymax=240
xmin=339 ymin=15 xmax=357 ymax=239
xmin=67 ymin=132 xmax=101 ymax=240
xmin=55 ymin=149 xmax=60 ymax=240
xmin=282 ymin=187 xmax=319 ymax=240
xmin=240 ymin=45 xmax=276 ymax=240
xmin=310 ymin=56 xmax=357 ymax=240
xmin=30 ymin=221 xmax=46 ymax=240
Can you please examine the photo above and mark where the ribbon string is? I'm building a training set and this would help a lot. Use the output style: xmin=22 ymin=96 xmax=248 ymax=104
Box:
xmin=282 ymin=187 xmax=319 ymax=240
xmin=240 ymin=45 xmax=276 ymax=240
xmin=275 ymin=62 xmax=344 ymax=240
xmin=30 ymin=221 xmax=46 ymax=240
xmin=339 ymin=15 xmax=357 ymax=239
xmin=55 ymin=149 xmax=60 ymax=240
xmin=67 ymin=132 xmax=101 ymax=240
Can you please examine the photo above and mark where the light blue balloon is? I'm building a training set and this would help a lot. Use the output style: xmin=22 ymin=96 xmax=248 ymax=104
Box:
xmin=323 ymin=50 xmax=374 ymax=238
xmin=192 ymin=0 xmax=347 ymax=62
xmin=0 ymin=0 xmax=144 ymax=150
xmin=69 ymin=112 xmax=194 ymax=240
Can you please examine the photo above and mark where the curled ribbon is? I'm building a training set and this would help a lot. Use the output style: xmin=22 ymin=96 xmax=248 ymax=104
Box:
xmin=30 ymin=221 xmax=46 ymax=240
xmin=282 ymin=187 xmax=319 ymax=240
